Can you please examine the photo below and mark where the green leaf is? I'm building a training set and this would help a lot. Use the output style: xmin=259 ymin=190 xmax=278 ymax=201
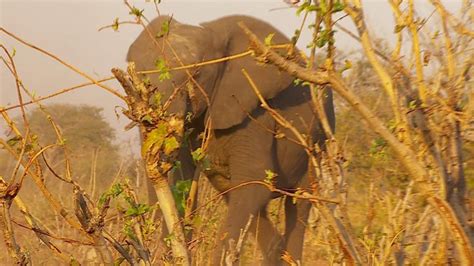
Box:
xmin=141 ymin=114 xmax=153 ymax=124
xmin=141 ymin=123 xmax=168 ymax=157
xmin=98 ymin=183 xmax=123 ymax=207
xmin=302 ymin=81 xmax=312 ymax=87
xmin=333 ymin=1 xmax=345 ymax=13
xmin=306 ymin=5 xmax=319 ymax=12
xmin=201 ymin=157 xmax=211 ymax=171
xmin=6 ymin=136 xmax=21 ymax=147
xmin=275 ymin=131 xmax=285 ymax=139
xmin=125 ymin=208 xmax=138 ymax=216
xmin=316 ymin=29 xmax=330 ymax=48
xmin=156 ymin=20 xmax=170 ymax=38
xmin=110 ymin=183 xmax=124 ymax=197
xmin=315 ymin=38 xmax=328 ymax=48
xmin=291 ymin=29 xmax=301 ymax=44
xmin=125 ymin=203 xmax=150 ymax=216
xmin=112 ymin=18 xmax=119 ymax=31
xmin=176 ymin=179 xmax=192 ymax=192
xmin=369 ymin=137 xmax=387 ymax=158
xmin=58 ymin=137 xmax=67 ymax=146
xmin=264 ymin=169 xmax=277 ymax=185
xmin=387 ymin=119 xmax=397 ymax=132
xmin=155 ymin=59 xmax=171 ymax=81
xmin=185 ymin=112 xmax=193 ymax=123
xmin=319 ymin=0 xmax=327 ymax=14
xmin=129 ymin=7 xmax=144 ymax=18
xmin=171 ymin=180 xmax=192 ymax=215
xmin=142 ymin=76 xmax=151 ymax=87
xmin=123 ymin=223 xmax=135 ymax=239
xmin=373 ymin=138 xmax=386 ymax=148
xmin=23 ymin=144 xmax=33 ymax=153
xmin=191 ymin=148 xmax=205 ymax=162
xmin=113 ymin=258 xmax=125 ymax=266
xmin=159 ymin=71 xmax=171 ymax=81
xmin=394 ymin=24 xmax=405 ymax=33
xmin=339 ymin=59 xmax=352 ymax=73
xmin=150 ymin=92 xmax=162 ymax=107
xmin=163 ymin=233 xmax=174 ymax=248
xmin=296 ymin=1 xmax=310 ymax=16
xmin=163 ymin=136 xmax=180 ymax=155
xmin=155 ymin=58 xmax=166 ymax=70
xmin=292 ymin=189 xmax=303 ymax=204
xmin=295 ymin=2 xmax=320 ymax=15
xmin=264 ymin=33 xmax=275 ymax=46
xmin=173 ymin=160 xmax=182 ymax=172
xmin=71 ymin=258 xmax=81 ymax=266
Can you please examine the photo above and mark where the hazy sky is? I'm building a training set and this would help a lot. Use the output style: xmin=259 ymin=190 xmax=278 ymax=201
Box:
xmin=0 ymin=0 xmax=462 ymax=145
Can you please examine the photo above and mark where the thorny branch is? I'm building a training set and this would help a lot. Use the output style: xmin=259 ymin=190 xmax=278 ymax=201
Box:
xmin=112 ymin=64 xmax=190 ymax=265
xmin=239 ymin=16 xmax=473 ymax=264
xmin=1 ymin=1 xmax=472 ymax=264
xmin=0 ymin=28 xmax=125 ymax=101
xmin=0 ymin=178 xmax=27 ymax=264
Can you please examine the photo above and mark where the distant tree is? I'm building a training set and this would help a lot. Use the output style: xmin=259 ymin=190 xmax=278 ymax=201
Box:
xmin=16 ymin=104 xmax=120 ymax=192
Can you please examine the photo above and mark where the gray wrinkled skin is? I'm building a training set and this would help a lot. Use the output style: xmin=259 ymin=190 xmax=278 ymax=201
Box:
xmin=127 ymin=15 xmax=335 ymax=265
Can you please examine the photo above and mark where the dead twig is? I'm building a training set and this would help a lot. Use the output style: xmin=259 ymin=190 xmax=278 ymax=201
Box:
xmin=238 ymin=18 xmax=474 ymax=264
xmin=0 ymin=27 xmax=125 ymax=101
xmin=112 ymin=64 xmax=190 ymax=265
xmin=0 ymin=178 xmax=28 ymax=264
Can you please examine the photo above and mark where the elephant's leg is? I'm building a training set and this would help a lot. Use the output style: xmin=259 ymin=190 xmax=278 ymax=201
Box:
xmin=213 ymin=185 xmax=273 ymax=265
xmin=284 ymin=194 xmax=311 ymax=263
xmin=210 ymin=111 xmax=279 ymax=264
xmin=251 ymin=207 xmax=285 ymax=266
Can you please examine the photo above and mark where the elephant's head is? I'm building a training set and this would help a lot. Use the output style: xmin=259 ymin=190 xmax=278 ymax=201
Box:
xmin=126 ymin=15 xmax=294 ymax=131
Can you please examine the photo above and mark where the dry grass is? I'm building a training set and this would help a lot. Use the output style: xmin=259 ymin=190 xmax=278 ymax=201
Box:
xmin=1 ymin=0 xmax=473 ymax=265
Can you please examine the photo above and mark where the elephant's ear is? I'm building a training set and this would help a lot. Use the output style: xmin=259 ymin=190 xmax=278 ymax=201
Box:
xmin=127 ymin=16 xmax=212 ymax=78
xmin=203 ymin=16 xmax=294 ymax=130
xmin=127 ymin=16 xmax=218 ymax=116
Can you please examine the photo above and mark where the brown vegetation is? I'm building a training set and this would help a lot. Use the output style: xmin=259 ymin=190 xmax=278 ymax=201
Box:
xmin=1 ymin=0 xmax=473 ymax=265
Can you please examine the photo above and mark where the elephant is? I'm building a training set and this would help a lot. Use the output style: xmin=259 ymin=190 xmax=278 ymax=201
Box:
xmin=126 ymin=15 xmax=335 ymax=265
